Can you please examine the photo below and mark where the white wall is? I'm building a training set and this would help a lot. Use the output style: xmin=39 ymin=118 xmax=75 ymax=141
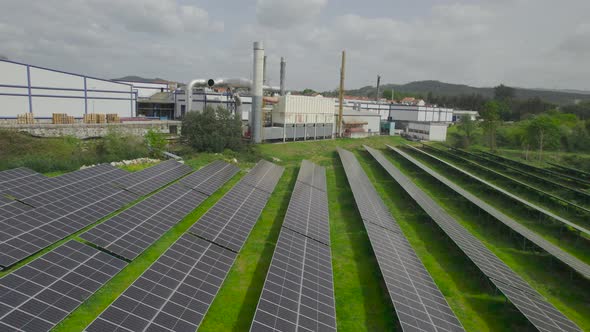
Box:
xmin=0 ymin=60 xmax=135 ymax=118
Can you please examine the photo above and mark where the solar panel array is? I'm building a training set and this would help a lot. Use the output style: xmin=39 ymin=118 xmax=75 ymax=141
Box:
xmin=399 ymin=145 xmax=590 ymax=279
xmin=339 ymin=148 xmax=464 ymax=332
xmin=0 ymin=240 xmax=127 ymax=332
xmin=423 ymin=145 xmax=590 ymax=234
xmin=189 ymin=160 xmax=284 ymax=252
xmin=366 ymin=145 xmax=582 ymax=332
xmin=0 ymin=167 xmax=40 ymax=184
xmin=0 ymin=167 xmax=46 ymax=191
xmin=114 ymin=160 xmax=193 ymax=196
xmin=0 ymin=164 xmax=127 ymax=208
xmin=81 ymin=161 xmax=239 ymax=260
xmin=251 ymin=160 xmax=336 ymax=332
xmin=0 ymin=161 xmax=195 ymax=269
xmin=0 ymin=165 xmax=129 ymax=221
xmin=87 ymin=160 xmax=283 ymax=332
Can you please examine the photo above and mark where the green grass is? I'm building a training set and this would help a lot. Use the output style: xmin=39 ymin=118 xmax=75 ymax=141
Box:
xmin=378 ymin=147 xmax=590 ymax=330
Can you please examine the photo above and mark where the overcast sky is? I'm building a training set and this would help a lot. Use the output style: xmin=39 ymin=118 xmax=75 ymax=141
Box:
xmin=1 ymin=0 xmax=589 ymax=91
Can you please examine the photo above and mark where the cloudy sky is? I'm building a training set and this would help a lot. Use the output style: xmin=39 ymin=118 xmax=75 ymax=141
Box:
xmin=1 ymin=0 xmax=589 ymax=91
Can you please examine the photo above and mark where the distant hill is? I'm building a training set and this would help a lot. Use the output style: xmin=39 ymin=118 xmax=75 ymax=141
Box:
xmin=337 ymin=80 xmax=590 ymax=105
xmin=112 ymin=75 xmax=170 ymax=84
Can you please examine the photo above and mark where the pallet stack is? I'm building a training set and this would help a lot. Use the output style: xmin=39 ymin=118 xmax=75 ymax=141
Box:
xmin=83 ymin=113 xmax=97 ymax=124
xmin=17 ymin=113 xmax=35 ymax=124
xmin=96 ymin=114 xmax=107 ymax=124
xmin=106 ymin=114 xmax=120 ymax=123
xmin=52 ymin=113 xmax=75 ymax=124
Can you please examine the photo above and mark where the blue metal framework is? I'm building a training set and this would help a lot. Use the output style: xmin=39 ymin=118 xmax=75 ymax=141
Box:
xmin=0 ymin=59 xmax=136 ymax=117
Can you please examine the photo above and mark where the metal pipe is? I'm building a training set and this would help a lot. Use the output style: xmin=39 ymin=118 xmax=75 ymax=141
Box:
xmin=252 ymin=41 xmax=264 ymax=143
xmin=337 ymin=50 xmax=345 ymax=137
xmin=280 ymin=57 xmax=286 ymax=96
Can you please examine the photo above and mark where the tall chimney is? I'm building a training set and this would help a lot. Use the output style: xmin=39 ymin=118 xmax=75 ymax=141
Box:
xmin=263 ymin=55 xmax=268 ymax=86
xmin=280 ymin=57 xmax=286 ymax=96
xmin=252 ymin=41 xmax=264 ymax=143
xmin=376 ymin=75 xmax=381 ymax=102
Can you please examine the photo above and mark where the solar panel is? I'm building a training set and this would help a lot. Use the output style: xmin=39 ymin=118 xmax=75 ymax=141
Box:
xmin=423 ymin=145 xmax=590 ymax=234
xmin=251 ymin=228 xmax=336 ymax=332
xmin=85 ymin=234 xmax=235 ymax=332
xmin=296 ymin=160 xmax=327 ymax=192
xmin=0 ymin=185 xmax=138 ymax=268
xmin=240 ymin=160 xmax=284 ymax=194
xmin=398 ymin=145 xmax=590 ymax=279
xmin=0 ymin=167 xmax=44 ymax=184
xmin=0 ymin=168 xmax=46 ymax=192
xmin=81 ymin=161 xmax=239 ymax=260
xmin=281 ymin=164 xmax=331 ymax=245
xmin=0 ymin=240 xmax=127 ymax=332
xmin=189 ymin=160 xmax=284 ymax=252
xmin=190 ymin=182 xmax=272 ymax=252
xmin=0 ymin=164 xmax=125 ymax=208
xmin=338 ymin=148 xmax=464 ymax=332
xmin=179 ymin=160 xmax=240 ymax=195
xmin=115 ymin=160 xmax=194 ymax=196
xmin=81 ymin=185 xmax=207 ymax=260
xmin=365 ymin=145 xmax=582 ymax=332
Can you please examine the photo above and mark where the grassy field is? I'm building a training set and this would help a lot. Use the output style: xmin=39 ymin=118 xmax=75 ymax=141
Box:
xmin=4 ymin=135 xmax=588 ymax=331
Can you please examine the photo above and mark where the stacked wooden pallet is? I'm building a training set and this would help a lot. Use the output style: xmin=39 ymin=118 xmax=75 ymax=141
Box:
xmin=96 ymin=114 xmax=107 ymax=124
xmin=52 ymin=113 xmax=74 ymax=124
xmin=106 ymin=114 xmax=120 ymax=123
xmin=83 ymin=113 xmax=97 ymax=124
xmin=17 ymin=113 xmax=35 ymax=124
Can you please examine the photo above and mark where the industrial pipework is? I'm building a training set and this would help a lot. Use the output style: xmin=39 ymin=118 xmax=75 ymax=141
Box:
xmin=251 ymin=41 xmax=264 ymax=143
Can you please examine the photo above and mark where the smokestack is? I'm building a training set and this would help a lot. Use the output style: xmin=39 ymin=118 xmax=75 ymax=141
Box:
xmin=280 ymin=57 xmax=286 ymax=96
xmin=376 ymin=75 xmax=381 ymax=102
xmin=263 ymin=55 xmax=268 ymax=86
xmin=252 ymin=41 xmax=264 ymax=143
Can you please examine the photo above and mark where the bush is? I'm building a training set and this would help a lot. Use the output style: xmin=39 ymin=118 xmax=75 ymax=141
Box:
xmin=181 ymin=106 xmax=244 ymax=153
xmin=144 ymin=129 xmax=168 ymax=157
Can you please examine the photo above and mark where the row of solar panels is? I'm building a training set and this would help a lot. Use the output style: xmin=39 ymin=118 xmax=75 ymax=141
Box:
xmin=0 ymin=159 xmax=286 ymax=332
xmin=360 ymin=146 xmax=582 ymax=332
xmin=399 ymin=145 xmax=590 ymax=279
xmin=86 ymin=160 xmax=284 ymax=332
xmin=0 ymin=160 xmax=196 ymax=269
xmin=251 ymin=160 xmax=336 ymax=332
xmin=423 ymin=144 xmax=590 ymax=231
xmin=338 ymin=148 xmax=465 ymax=332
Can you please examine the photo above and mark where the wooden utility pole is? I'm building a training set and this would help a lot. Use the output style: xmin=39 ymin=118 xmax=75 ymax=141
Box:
xmin=337 ymin=50 xmax=346 ymax=137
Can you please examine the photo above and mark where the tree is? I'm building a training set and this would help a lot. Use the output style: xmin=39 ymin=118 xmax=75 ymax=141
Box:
xmin=494 ymin=84 xmax=515 ymax=101
xmin=525 ymin=114 xmax=560 ymax=161
xmin=181 ymin=106 xmax=244 ymax=152
xmin=480 ymin=101 xmax=502 ymax=152
xmin=301 ymin=88 xmax=317 ymax=96
xmin=456 ymin=115 xmax=478 ymax=148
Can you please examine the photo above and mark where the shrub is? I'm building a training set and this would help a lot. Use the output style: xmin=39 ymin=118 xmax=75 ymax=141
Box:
xmin=181 ymin=106 xmax=244 ymax=153
xmin=145 ymin=129 xmax=168 ymax=157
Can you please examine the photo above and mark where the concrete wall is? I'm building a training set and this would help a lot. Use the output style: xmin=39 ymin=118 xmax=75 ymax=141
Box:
xmin=0 ymin=120 xmax=181 ymax=139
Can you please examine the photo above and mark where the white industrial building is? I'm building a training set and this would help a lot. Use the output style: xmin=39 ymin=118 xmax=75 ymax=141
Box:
xmin=388 ymin=105 xmax=454 ymax=123
xmin=405 ymin=122 xmax=448 ymax=141
xmin=0 ymin=59 xmax=136 ymax=119
xmin=340 ymin=109 xmax=381 ymax=138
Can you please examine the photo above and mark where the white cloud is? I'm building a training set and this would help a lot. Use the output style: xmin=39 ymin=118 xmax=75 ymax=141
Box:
xmin=0 ymin=0 xmax=589 ymax=91
xmin=256 ymin=0 xmax=328 ymax=29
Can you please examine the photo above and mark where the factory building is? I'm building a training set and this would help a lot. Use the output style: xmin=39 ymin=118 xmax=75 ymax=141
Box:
xmin=405 ymin=122 xmax=448 ymax=141
xmin=0 ymin=59 xmax=136 ymax=119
